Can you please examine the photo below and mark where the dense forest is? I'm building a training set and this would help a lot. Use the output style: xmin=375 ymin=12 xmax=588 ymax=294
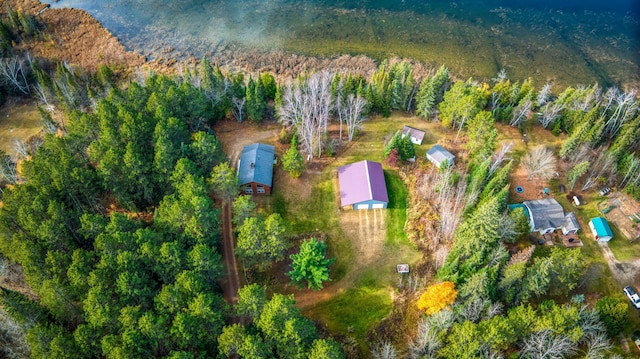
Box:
xmin=0 ymin=4 xmax=639 ymax=359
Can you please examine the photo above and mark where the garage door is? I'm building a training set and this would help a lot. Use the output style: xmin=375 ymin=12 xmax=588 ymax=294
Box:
xmin=372 ymin=203 xmax=384 ymax=209
xmin=356 ymin=204 xmax=370 ymax=210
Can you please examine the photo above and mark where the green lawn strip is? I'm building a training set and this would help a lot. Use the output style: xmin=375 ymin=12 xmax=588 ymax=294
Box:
xmin=608 ymin=236 xmax=640 ymax=262
xmin=384 ymin=169 xmax=410 ymax=247
xmin=303 ymin=284 xmax=392 ymax=340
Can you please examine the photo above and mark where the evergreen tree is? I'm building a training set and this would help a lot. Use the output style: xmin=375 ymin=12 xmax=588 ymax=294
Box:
xmin=288 ymin=238 xmax=334 ymax=290
xmin=415 ymin=65 xmax=450 ymax=118
xmin=282 ymin=134 xmax=306 ymax=178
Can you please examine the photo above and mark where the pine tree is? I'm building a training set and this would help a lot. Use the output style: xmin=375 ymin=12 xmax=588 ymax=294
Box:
xmin=288 ymin=238 xmax=334 ymax=290
xmin=282 ymin=135 xmax=306 ymax=178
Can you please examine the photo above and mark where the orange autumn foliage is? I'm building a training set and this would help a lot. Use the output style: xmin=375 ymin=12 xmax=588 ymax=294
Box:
xmin=417 ymin=281 xmax=457 ymax=315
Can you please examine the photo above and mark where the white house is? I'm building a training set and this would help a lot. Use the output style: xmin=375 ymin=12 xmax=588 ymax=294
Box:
xmin=522 ymin=198 xmax=580 ymax=235
xmin=426 ymin=144 xmax=455 ymax=168
xmin=401 ymin=125 xmax=426 ymax=145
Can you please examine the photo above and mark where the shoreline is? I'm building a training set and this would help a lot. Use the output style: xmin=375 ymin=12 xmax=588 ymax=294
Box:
xmin=7 ymin=0 xmax=640 ymax=89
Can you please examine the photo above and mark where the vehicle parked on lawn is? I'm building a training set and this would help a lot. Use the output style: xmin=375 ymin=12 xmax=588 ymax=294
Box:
xmin=599 ymin=186 xmax=611 ymax=196
xmin=624 ymin=286 xmax=640 ymax=309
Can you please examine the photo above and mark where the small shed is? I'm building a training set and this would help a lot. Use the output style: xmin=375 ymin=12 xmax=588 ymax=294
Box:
xmin=589 ymin=217 xmax=613 ymax=242
xmin=426 ymin=144 xmax=455 ymax=168
xmin=401 ymin=126 xmax=426 ymax=145
xmin=338 ymin=160 xmax=389 ymax=210
xmin=238 ymin=143 xmax=275 ymax=195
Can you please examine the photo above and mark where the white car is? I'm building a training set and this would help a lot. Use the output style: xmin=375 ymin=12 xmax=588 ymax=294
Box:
xmin=624 ymin=286 xmax=640 ymax=309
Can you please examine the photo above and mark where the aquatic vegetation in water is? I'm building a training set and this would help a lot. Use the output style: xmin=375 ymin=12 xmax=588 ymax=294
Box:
xmin=45 ymin=0 xmax=639 ymax=87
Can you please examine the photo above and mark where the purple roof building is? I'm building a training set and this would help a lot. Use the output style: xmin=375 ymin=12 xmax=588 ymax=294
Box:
xmin=338 ymin=160 xmax=389 ymax=210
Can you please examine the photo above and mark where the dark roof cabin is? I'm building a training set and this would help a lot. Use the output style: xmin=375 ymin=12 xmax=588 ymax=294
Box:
xmin=238 ymin=143 xmax=275 ymax=195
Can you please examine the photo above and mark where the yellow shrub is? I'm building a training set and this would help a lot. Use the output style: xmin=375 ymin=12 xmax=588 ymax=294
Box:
xmin=417 ymin=281 xmax=457 ymax=315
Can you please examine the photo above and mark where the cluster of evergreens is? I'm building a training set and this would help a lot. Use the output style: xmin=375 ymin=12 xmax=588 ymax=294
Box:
xmin=0 ymin=73 xmax=230 ymax=358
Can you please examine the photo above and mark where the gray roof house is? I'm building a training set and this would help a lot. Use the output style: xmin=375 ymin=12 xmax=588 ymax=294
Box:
xmin=522 ymin=198 xmax=580 ymax=235
xmin=426 ymin=144 xmax=455 ymax=168
xmin=402 ymin=125 xmax=426 ymax=145
xmin=338 ymin=160 xmax=389 ymax=210
xmin=238 ymin=143 xmax=275 ymax=195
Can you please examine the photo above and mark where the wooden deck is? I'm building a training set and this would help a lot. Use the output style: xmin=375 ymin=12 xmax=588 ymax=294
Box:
xmin=562 ymin=233 xmax=583 ymax=247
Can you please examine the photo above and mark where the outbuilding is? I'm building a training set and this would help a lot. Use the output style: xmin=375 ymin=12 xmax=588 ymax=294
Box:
xmin=426 ymin=144 xmax=455 ymax=168
xmin=238 ymin=143 xmax=275 ymax=195
xmin=589 ymin=217 xmax=614 ymax=242
xmin=401 ymin=125 xmax=426 ymax=145
xmin=338 ymin=160 xmax=389 ymax=210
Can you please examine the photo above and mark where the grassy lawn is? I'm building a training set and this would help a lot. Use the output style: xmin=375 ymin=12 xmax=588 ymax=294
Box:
xmin=304 ymin=285 xmax=392 ymax=340
xmin=0 ymin=99 xmax=42 ymax=156
xmin=384 ymin=169 xmax=410 ymax=247
xmin=608 ymin=236 xmax=640 ymax=262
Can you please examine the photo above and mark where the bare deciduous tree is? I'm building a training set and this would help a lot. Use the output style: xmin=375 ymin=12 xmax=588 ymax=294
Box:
xmin=278 ymin=72 xmax=333 ymax=159
xmin=510 ymin=100 xmax=532 ymax=127
xmin=497 ymin=212 xmax=519 ymax=242
xmin=32 ymin=81 xmax=54 ymax=112
xmin=489 ymin=141 xmax=513 ymax=176
xmin=13 ymin=139 xmax=28 ymax=159
xmin=620 ymin=155 xmax=640 ymax=188
xmin=603 ymin=89 xmax=638 ymax=138
xmin=458 ymin=297 xmax=490 ymax=323
xmin=371 ymin=341 xmax=397 ymax=359
xmin=582 ymin=332 xmax=612 ymax=359
xmin=0 ymin=54 xmax=31 ymax=95
xmin=536 ymin=83 xmax=552 ymax=106
xmin=231 ymin=97 xmax=246 ymax=122
xmin=521 ymin=146 xmax=557 ymax=181
xmin=581 ymin=151 xmax=616 ymax=191
xmin=416 ymin=166 xmax=470 ymax=250
xmin=428 ymin=309 xmax=455 ymax=332
xmin=538 ymin=102 xmax=564 ymax=128
xmin=0 ymin=308 xmax=29 ymax=359
xmin=485 ymin=302 xmax=504 ymax=319
xmin=408 ymin=319 xmax=441 ymax=359
xmin=521 ymin=330 xmax=577 ymax=359
xmin=0 ymin=153 xmax=18 ymax=184
xmin=342 ymin=93 xmax=368 ymax=141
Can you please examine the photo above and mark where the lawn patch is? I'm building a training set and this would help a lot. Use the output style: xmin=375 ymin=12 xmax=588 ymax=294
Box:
xmin=0 ymin=99 xmax=42 ymax=156
xmin=303 ymin=286 xmax=392 ymax=340
xmin=384 ymin=169 xmax=409 ymax=246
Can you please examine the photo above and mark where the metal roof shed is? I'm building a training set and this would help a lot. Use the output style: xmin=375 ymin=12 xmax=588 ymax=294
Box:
xmin=338 ymin=160 xmax=388 ymax=210
xmin=589 ymin=217 xmax=613 ymax=242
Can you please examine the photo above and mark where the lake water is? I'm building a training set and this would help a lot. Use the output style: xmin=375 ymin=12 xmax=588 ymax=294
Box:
xmin=43 ymin=0 xmax=640 ymax=88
